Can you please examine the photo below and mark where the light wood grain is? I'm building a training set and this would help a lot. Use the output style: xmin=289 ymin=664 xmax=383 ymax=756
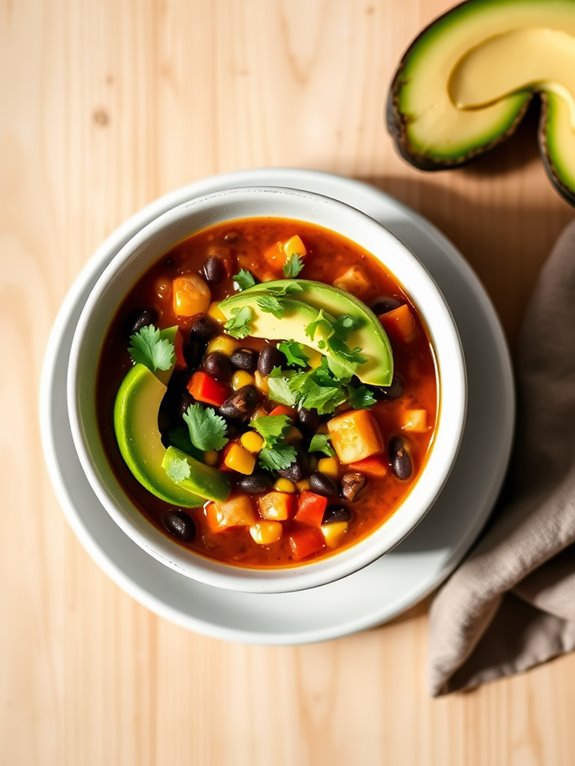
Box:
xmin=2 ymin=1 xmax=575 ymax=764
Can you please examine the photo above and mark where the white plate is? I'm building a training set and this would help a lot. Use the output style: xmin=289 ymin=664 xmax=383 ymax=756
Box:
xmin=39 ymin=169 xmax=514 ymax=644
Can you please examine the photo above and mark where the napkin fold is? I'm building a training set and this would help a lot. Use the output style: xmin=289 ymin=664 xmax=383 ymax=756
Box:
xmin=429 ymin=220 xmax=575 ymax=696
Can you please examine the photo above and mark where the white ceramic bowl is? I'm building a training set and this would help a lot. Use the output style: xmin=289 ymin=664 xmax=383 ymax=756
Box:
xmin=67 ymin=186 xmax=466 ymax=593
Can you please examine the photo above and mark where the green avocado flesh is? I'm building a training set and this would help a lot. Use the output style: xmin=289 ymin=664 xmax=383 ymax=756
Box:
xmin=113 ymin=364 xmax=229 ymax=506
xmin=162 ymin=447 xmax=230 ymax=502
xmin=387 ymin=0 xmax=575 ymax=204
xmin=219 ymin=280 xmax=394 ymax=386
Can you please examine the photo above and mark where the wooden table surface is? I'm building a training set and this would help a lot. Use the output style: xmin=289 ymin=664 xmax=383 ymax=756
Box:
xmin=4 ymin=1 xmax=575 ymax=764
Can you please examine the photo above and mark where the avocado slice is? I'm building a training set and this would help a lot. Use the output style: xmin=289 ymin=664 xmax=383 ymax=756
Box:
xmin=114 ymin=363 xmax=230 ymax=506
xmin=220 ymin=281 xmax=393 ymax=386
xmin=162 ymin=447 xmax=231 ymax=502
xmin=387 ymin=0 xmax=575 ymax=204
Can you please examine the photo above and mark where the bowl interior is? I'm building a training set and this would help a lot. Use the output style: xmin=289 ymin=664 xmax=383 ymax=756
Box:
xmin=67 ymin=186 xmax=466 ymax=593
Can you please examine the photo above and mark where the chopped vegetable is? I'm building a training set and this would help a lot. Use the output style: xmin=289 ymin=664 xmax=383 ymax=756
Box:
xmin=206 ymin=496 xmax=256 ymax=532
xmin=187 ymin=371 xmax=229 ymax=407
xmin=128 ymin=325 xmax=174 ymax=372
xmin=333 ymin=266 xmax=370 ymax=296
xmin=233 ymin=268 xmax=257 ymax=291
xmin=278 ymin=340 xmax=309 ymax=368
xmin=258 ymin=444 xmax=298 ymax=472
xmin=268 ymin=404 xmax=296 ymax=418
xmin=172 ymin=275 xmax=211 ymax=316
xmin=379 ymin=304 xmax=417 ymax=344
xmin=267 ymin=369 xmax=298 ymax=406
xmin=183 ymin=403 xmax=229 ymax=451
xmin=240 ymin=431 xmax=265 ymax=454
xmin=317 ymin=456 xmax=339 ymax=479
xmin=400 ymin=408 xmax=428 ymax=433
xmin=274 ymin=478 xmax=296 ymax=493
xmin=251 ymin=414 xmax=292 ymax=444
xmin=288 ymin=527 xmax=325 ymax=560
xmin=327 ymin=409 xmax=383 ymax=464
xmin=223 ymin=443 xmax=256 ymax=475
xmin=347 ymin=385 xmax=376 ymax=410
xmin=321 ymin=521 xmax=348 ymax=548
xmin=283 ymin=253 xmax=304 ymax=278
xmin=308 ymin=433 xmax=334 ymax=457
xmin=348 ymin=455 xmax=388 ymax=478
xmin=294 ymin=491 xmax=328 ymax=527
xmin=258 ymin=491 xmax=296 ymax=520
xmin=224 ymin=306 xmax=253 ymax=339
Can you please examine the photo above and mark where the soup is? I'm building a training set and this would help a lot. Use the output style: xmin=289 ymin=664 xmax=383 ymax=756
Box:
xmin=97 ymin=218 xmax=437 ymax=568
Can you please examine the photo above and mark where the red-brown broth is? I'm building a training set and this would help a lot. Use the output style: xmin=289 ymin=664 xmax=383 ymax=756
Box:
xmin=96 ymin=218 xmax=437 ymax=568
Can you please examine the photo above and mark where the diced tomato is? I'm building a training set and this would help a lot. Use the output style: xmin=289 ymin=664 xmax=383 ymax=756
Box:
xmin=269 ymin=405 xmax=296 ymax=418
xmin=187 ymin=371 xmax=229 ymax=407
xmin=258 ymin=491 xmax=296 ymax=521
xmin=288 ymin=527 xmax=325 ymax=560
xmin=348 ymin=455 xmax=388 ymax=478
xmin=379 ymin=304 xmax=417 ymax=344
xmin=294 ymin=491 xmax=328 ymax=527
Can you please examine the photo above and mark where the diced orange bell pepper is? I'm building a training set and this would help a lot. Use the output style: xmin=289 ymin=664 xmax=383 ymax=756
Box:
xmin=348 ymin=455 xmax=388 ymax=478
xmin=187 ymin=371 xmax=229 ymax=407
xmin=327 ymin=409 xmax=383 ymax=464
xmin=399 ymin=408 xmax=428 ymax=433
xmin=288 ymin=527 xmax=325 ymax=560
xmin=205 ymin=496 xmax=256 ymax=532
xmin=172 ymin=275 xmax=211 ymax=317
xmin=378 ymin=304 xmax=417 ymax=344
xmin=294 ymin=491 xmax=328 ymax=527
xmin=258 ymin=491 xmax=296 ymax=521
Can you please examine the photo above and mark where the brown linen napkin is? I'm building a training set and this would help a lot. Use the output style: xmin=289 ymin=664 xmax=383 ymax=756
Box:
xmin=429 ymin=220 xmax=575 ymax=696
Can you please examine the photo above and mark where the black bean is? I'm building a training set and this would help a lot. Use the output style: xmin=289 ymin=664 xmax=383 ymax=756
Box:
xmin=125 ymin=307 xmax=158 ymax=337
xmin=231 ymin=348 xmax=258 ymax=372
xmin=278 ymin=458 xmax=305 ymax=483
xmin=389 ymin=436 xmax=413 ymax=480
xmin=297 ymin=407 xmax=321 ymax=432
xmin=237 ymin=472 xmax=274 ymax=494
xmin=322 ymin=505 xmax=352 ymax=525
xmin=341 ymin=472 xmax=367 ymax=502
xmin=219 ymin=385 xmax=259 ymax=421
xmin=183 ymin=337 xmax=203 ymax=369
xmin=370 ymin=296 xmax=402 ymax=315
xmin=203 ymin=351 xmax=232 ymax=381
xmin=257 ymin=345 xmax=284 ymax=375
xmin=188 ymin=314 xmax=220 ymax=341
xmin=201 ymin=255 xmax=226 ymax=285
xmin=164 ymin=510 xmax=196 ymax=541
xmin=376 ymin=375 xmax=404 ymax=401
xmin=309 ymin=472 xmax=339 ymax=497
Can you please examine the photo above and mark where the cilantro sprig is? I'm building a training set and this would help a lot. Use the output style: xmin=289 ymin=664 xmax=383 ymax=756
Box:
xmin=250 ymin=413 xmax=297 ymax=472
xmin=257 ymin=295 xmax=285 ymax=319
xmin=278 ymin=340 xmax=309 ymax=368
xmin=233 ymin=269 xmax=256 ymax=291
xmin=283 ymin=253 xmax=304 ymax=278
xmin=309 ymin=433 xmax=334 ymax=457
xmin=224 ymin=306 xmax=253 ymax=339
xmin=128 ymin=325 xmax=174 ymax=372
xmin=183 ymin=403 xmax=229 ymax=451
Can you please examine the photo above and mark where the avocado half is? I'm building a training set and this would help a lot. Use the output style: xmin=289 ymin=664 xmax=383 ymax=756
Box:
xmin=387 ymin=0 xmax=575 ymax=205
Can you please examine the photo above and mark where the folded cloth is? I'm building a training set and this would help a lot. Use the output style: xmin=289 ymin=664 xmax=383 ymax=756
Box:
xmin=429 ymin=220 xmax=575 ymax=696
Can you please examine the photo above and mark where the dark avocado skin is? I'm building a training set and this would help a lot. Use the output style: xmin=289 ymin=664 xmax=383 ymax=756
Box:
xmin=386 ymin=0 xmax=575 ymax=206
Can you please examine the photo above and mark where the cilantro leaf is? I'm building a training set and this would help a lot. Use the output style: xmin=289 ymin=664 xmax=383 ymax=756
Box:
xmin=288 ymin=365 xmax=346 ymax=415
xmin=163 ymin=454 xmax=191 ymax=484
xmin=305 ymin=310 xmax=333 ymax=343
xmin=129 ymin=325 xmax=174 ymax=372
xmin=347 ymin=385 xmax=376 ymax=409
xmin=283 ymin=254 xmax=304 ymax=278
xmin=224 ymin=306 xmax=253 ymax=339
xmin=251 ymin=414 xmax=292 ymax=446
xmin=267 ymin=369 xmax=298 ymax=406
xmin=309 ymin=433 xmax=334 ymax=457
xmin=165 ymin=426 xmax=203 ymax=459
xmin=334 ymin=314 xmax=363 ymax=335
xmin=256 ymin=295 xmax=285 ymax=319
xmin=259 ymin=444 xmax=298 ymax=472
xmin=233 ymin=269 xmax=256 ymax=291
xmin=265 ymin=282 xmax=303 ymax=296
xmin=278 ymin=340 xmax=309 ymax=368
xmin=183 ymin=403 xmax=229 ymax=451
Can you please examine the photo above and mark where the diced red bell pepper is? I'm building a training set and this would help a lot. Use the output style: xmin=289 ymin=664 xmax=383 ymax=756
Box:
xmin=288 ymin=527 xmax=325 ymax=560
xmin=294 ymin=491 xmax=328 ymax=527
xmin=187 ymin=371 xmax=229 ymax=407
xmin=269 ymin=404 xmax=296 ymax=418
xmin=348 ymin=455 xmax=388 ymax=478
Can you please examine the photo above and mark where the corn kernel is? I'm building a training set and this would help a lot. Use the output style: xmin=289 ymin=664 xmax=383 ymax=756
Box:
xmin=274 ymin=478 xmax=296 ymax=494
xmin=204 ymin=450 xmax=219 ymax=466
xmin=306 ymin=349 xmax=322 ymax=369
xmin=207 ymin=335 xmax=240 ymax=356
xmin=321 ymin=521 xmax=348 ymax=548
xmin=285 ymin=426 xmax=303 ymax=444
xmin=296 ymin=479 xmax=310 ymax=492
xmin=207 ymin=301 xmax=226 ymax=323
xmin=254 ymin=370 xmax=269 ymax=394
xmin=240 ymin=431 xmax=264 ymax=454
xmin=282 ymin=234 xmax=307 ymax=259
xmin=250 ymin=521 xmax=283 ymax=545
xmin=232 ymin=370 xmax=256 ymax=390
xmin=318 ymin=457 xmax=340 ymax=479
xmin=224 ymin=443 xmax=256 ymax=475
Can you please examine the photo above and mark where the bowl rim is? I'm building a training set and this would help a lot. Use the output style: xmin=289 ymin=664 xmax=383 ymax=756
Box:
xmin=66 ymin=185 xmax=467 ymax=593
